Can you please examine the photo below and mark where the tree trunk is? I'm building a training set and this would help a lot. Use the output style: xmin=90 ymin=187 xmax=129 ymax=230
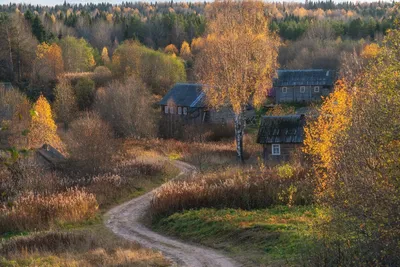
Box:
xmin=234 ymin=112 xmax=245 ymax=163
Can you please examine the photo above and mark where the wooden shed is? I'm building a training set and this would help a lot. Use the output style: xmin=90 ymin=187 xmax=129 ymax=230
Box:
xmin=257 ymin=115 xmax=306 ymax=163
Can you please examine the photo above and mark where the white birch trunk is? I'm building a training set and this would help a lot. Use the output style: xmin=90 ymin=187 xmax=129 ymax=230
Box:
xmin=234 ymin=112 xmax=245 ymax=163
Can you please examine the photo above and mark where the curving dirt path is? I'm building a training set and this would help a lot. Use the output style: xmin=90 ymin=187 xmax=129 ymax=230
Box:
xmin=105 ymin=160 xmax=241 ymax=267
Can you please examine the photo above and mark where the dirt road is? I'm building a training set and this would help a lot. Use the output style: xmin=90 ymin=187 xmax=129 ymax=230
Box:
xmin=105 ymin=160 xmax=241 ymax=267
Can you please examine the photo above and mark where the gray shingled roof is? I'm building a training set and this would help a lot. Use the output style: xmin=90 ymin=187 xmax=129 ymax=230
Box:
xmin=36 ymin=144 xmax=65 ymax=165
xmin=257 ymin=115 xmax=306 ymax=144
xmin=274 ymin=69 xmax=334 ymax=86
xmin=159 ymin=83 xmax=206 ymax=108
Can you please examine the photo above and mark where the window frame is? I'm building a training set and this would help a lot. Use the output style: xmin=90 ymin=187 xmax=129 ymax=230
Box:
xmin=282 ymin=87 xmax=288 ymax=93
xmin=170 ymin=106 xmax=175 ymax=114
xmin=272 ymin=144 xmax=281 ymax=155
xmin=300 ymin=86 xmax=306 ymax=93
xmin=178 ymin=106 xmax=182 ymax=115
xmin=183 ymin=107 xmax=188 ymax=115
xmin=314 ymin=86 xmax=320 ymax=93
xmin=164 ymin=106 xmax=169 ymax=114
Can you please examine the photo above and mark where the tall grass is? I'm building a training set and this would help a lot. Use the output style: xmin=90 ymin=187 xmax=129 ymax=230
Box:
xmin=0 ymin=188 xmax=98 ymax=233
xmin=0 ymin=231 xmax=170 ymax=266
xmin=151 ymin=165 xmax=314 ymax=217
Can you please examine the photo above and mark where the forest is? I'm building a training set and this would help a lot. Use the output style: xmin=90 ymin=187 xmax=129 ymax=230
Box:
xmin=0 ymin=1 xmax=399 ymax=266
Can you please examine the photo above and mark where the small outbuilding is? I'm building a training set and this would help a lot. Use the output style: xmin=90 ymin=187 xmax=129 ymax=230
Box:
xmin=257 ymin=115 xmax=306 ymax=163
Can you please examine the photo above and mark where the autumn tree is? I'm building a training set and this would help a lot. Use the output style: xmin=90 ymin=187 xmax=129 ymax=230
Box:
xmin=180 ymin=41 xmax=192 ymax=61
xmin=195 ymin=0 xmax=279 ymax=162
xmin=112 ymin=41 xmax=186 ymax=95
xmin=101 ymin=47 xmax=110 ymax=65
xmin=28 ymin=95 xmax=63 ymax=150
xmin=59 ymin=36 xmax=96 ymax=72
xmin=54 ymin=78 xmax=77 ymax=129
xmin=164 ymin=44 xmax=179 ymax=55
xmin=303 ymin=79 xmax=353 ymax=196
xmin=304 ymin=27 xmax=400 ymax=263
xmin=95 ymin=75 xmax=156 ymax=137
xmin=31 ymin=42 xmax=64 ymax=89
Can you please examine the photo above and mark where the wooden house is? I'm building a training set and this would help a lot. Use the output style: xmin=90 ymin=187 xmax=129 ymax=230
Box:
xmin=272 ymin=69 xmax=335 ymax=103
xmin=257 ymin=115 xmax=306 ymax=163
xmin=159 ymin=83 xmax=256 ymax=138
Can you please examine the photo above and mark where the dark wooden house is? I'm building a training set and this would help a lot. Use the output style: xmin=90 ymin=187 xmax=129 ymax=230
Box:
xmin=272 ymin=69 xmax=335 ymax=103
xmin=159 ymin=83 xmax=208 ymax=123
xmin=159 ymin=83 xmax=256 ymax=138
xmin=257 ymin=115 xmax=306 ymax=163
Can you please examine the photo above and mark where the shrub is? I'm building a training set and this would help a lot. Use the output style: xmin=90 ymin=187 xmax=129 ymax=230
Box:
xmin=0 ymin=188 xmax=98 ymax=233
xmin=95 ymin=76 xmax=156 ymax=138
xmin=74 ymin=77 xmax=95 ymax=110
xmin=66 ymin=113 xmax=117 ymax=174
xmin=151 ymin=165 xmax=313 ymax=217
xmin=93 ymin=66 xmax=112 ymax=87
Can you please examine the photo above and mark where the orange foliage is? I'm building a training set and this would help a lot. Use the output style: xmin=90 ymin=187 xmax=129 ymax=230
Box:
xmin=164 ymin=44 xmax=178 ymax=55
xmin=303 ymin=79 xmax=353 ymax=194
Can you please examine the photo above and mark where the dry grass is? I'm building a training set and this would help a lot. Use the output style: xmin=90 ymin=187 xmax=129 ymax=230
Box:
xmin=151 ymin=165 xmax=314 ymax=217
xmin=0 ymin=229 xmax=170 ymax=266
xmin=126 ymin=135 xmax=261 ymax=171
xmin=0 ymin=188 xmax=98 ymax=234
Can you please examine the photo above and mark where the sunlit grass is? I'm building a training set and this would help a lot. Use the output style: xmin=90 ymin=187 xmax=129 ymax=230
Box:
xmin=153 ymin=206 xmax=325 ymax=265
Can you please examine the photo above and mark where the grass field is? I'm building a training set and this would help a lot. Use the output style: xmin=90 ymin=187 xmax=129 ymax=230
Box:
xmin=153 ymin=205 xmax=323 ymax=266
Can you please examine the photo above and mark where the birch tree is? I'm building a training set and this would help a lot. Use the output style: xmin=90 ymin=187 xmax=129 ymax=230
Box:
xmin=195 ymin=0 xmax=279 ymax=162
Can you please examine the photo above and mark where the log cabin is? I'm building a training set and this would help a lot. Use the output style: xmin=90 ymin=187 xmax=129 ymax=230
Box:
xmin=257 ymin=115 xmax=306 ymax=163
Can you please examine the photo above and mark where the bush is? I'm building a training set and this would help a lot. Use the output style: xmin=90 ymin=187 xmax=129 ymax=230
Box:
xmin=93 ymin=66 xmax=112 ymax=87
xmin=74 ymin=78 xmax=95 ymax=110
xmin=66 ymin=113 xmax=117 ymax=174
xmin=0 ymin=188 xmax=98 ymax=233
xmin=95 ymin=76 xmax=156 ymax=138
xmin=151 ymin=165 xmax=313 ymax=217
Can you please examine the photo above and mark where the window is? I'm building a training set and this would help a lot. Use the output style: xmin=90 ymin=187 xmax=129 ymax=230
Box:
xmin=314 ymin=86 xmax=320 ymax=93
xmin=282 ymin=87 xmax=287 ymax=93
xmin=164 ymin=106 xmax=168 ymax=114
xmin=183 ymin=107 xmax=188 ymax=115
xmin=300 ymin=86 xmax=306 ymax=93
xmin=272 ymin=144 xmax=281 ymax=155
xmin=178 ymin=107 xmax=182 ymax=115
xmin=170 ymin=106 xmax=175 ymax=114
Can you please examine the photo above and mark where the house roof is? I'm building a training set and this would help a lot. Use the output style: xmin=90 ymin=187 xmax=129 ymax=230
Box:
xmin=36 ymin=144 xmax=65 ymax=166
xmin=159 ymin=83 xmax=206 ymax=108
xmin=274 ymin=69 xmax=334 ymax=87
xmin=257 ymin=115 xmax=306 ymax=144
xmin=0 ymin=82 xmax=13 ymax=91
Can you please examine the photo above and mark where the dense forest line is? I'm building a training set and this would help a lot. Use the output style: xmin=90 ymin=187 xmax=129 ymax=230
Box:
xmin=0 ymin=1 xmax=397 ymax=98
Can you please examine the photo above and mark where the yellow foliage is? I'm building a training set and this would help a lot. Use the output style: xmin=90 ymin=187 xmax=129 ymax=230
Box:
xmin=28 ymin=95 xmax=63 ymax=150
xmin=35 ymin=42 xmax=64 ymax=77
xmin=101 ymin=47 xmax=110 ymax=65
xmin=361 ymin=43 xmax=380 ymax=59
xmin=191 ymin=37 xmax=205 ymax=54
xmin=303 ymin=79 xmax=353 ymax=194
xmin=180 ymin=41 xmax=192 ymax=61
